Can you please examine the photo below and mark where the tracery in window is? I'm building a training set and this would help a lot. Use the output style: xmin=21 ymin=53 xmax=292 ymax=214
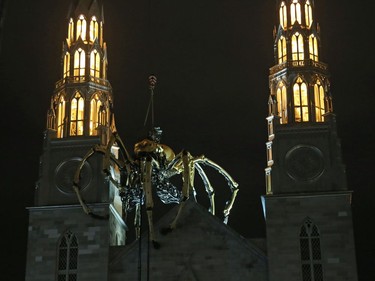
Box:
xmin=57 ymin=230 xmax=78 ymax=281
xmin=276 ymin=82 xmax=288 ymax=124
xmin=57 ymin=96 xmax=66 ymax=138
xmin=279 ymin=2 xmax=288 ymax=29
xmin=68 ymin=18 xmax=74 ymax=45
xmin=89 ymin=16 xmax=99 ymax=42
xmin=70 ymin=92 xmax=84 ymax=136
xmin=278 ymin=36 xmax=287 ymax=64
xmin=300 ymin=218 xmax=324 ymax=281
xmin=74 ymin=48 xmax=85 ymax=77
xmin=292 ymin=32 xmax=304 ymax=61
xmin=90 ymin=49 xmax=100 ymax=78
xmin=63 ymin=52 xmax=70 ymax=78
xmin=305 ymin=0 xmax=313 ymax=27
xmin=314 ymin=80 xmax=325 ymax=122
xmin=76 ymin=14 xmax=86 ymax=40
xmin=293 ymin=77 xmax=309 ymax=122
xmin=309 ymin=34 xmax=318 ymax=61
xmin=90 ymin=94 xmax=102 ymax=135
xmin=291 ymin=0 xmax=302 ymax=24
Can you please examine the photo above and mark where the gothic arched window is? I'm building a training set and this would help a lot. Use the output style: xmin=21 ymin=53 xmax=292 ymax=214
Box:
xmin=293 ymin=77 xmax=309 ymax=122
xmin=76 ymin=14 xmax=86 ymax=40
xmin=57 ymin=96 xmax=66 ymax=138
xmin=292 ymin=32 xmax=304 ymax=61
xmin=90 ymin=16 xmax=99 ymax=42
xmin=278 ymin=36 xmax=287 ymax=64
xmin=68 ymin=18 xmax=74 ymax=45
xmin=90 ymin=49 xmax=101 ymax=78
xmin=305 ymin=0 xmax=313 ymax=28
xmin=57 ymin=230 xmax=78 ymax=281
xmin=63 ymin=52 xmax=70 ymax=78
xmin=90 ymin=93 xmax=102 ymax=135
xmin=74 ymin=48 xmax=85 ymax=77
xmin=70 ymin=92 xmax=84 ymax=136
xmin=279 ymin=2 xmax=288 ymax=29
xmin=276 ymin=82 xmax=288 ymax=124
xmin=314 ymin=80 xmax=325 ymax=122
xmin=300 ymin=218 xmax=324 ymax=281
xmin=291 ymin=0 xmax=302 ymax=24
xmin=309 ymin=34 xmax=319 ymax=61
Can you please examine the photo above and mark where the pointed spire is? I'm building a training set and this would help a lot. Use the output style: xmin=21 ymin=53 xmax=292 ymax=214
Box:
xmin=67 ymin=0 xmax=103 ymax=21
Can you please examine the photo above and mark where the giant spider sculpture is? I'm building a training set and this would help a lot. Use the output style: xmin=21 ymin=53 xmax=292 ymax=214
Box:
xmin=73 ymin=76 xmax=239 ymax=248
xmin=73 ymin=127 xmax=239 ymax=248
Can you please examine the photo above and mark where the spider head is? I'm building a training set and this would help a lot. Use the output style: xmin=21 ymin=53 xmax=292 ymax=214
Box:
xmin=148 ymin=127 xmax=163 ymax=143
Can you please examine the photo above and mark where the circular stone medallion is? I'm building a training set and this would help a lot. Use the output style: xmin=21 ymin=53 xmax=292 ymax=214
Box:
xmin=285 ymin=145 xmax=324 ymax=181
xmin=55 ymin=158 xmax=92 ymax=194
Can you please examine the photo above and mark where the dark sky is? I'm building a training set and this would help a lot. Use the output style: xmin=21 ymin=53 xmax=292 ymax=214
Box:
xmin=0 ymin=0 xmax=374 ymax=280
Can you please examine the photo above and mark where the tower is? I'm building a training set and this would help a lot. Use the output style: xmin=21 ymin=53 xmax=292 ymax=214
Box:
xmin=262 ymin=1 xmax=358 ymax=281
xmin=25 ymin=1 xmax=126 ymax=280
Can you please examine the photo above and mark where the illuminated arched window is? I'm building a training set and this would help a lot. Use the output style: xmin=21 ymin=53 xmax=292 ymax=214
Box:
xmin=57 ymin=96 xmax=66 ymax=138
xmin=99 ymin=106 xmax=107 ymax=128
xmin=278 ymin=36 xmax=287 ymax=64
xmin=76 ymin=15 xmax=86 ymax=40
xmin=90 ymin=16 xmax=99 ymax=42
xmin=292 ymin=32 xmax=304 ymax=61
xmin=291 ymin=0 xmax=302 ymax=24
xmin=293 ymin=77 xmax=309 ymax=122
xmin=300 ymin=218 xmax=324 ymax=281
xmin=74 ymin=48 xmax=85 ymax=77
xmin=305 ymin=0 xmax=313 ymax=28
xmin=276 ymin=82 xmax=288 ymax=124
xmin=57 ymin=230 xmax=78 ymax=281
xmin=90 ymin=49 xmax=101 ymax=78
xmin=70 ymin=92 xmax=84 ymax=136
xmin=68 ymin=18 xmax=74 ymax=45
xmin=63 ymin=52 xmax=70 ymax=78
xmin=279 ymin=2 xmax=287 ymax=29
xmin=90 ymin=94 xmax=102 ymax=135
xmin=309 ymin=34 xmax=318 ymax=61
xmin=314 ymin=80 xmax=325 ymax=122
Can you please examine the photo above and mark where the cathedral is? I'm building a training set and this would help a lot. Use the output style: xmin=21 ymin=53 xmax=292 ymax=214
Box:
xmin=25 ymin=0 xmax=358 ymax=280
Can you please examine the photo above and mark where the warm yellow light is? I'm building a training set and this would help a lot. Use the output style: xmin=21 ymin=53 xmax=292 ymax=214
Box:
xmin=314 ymin=81 xmax=325 ymax=122
xmin=276 ymin=82 xmax=288 ymax=124
xmin=279 ymin=2 xmax=287 ymax=29
xmin=63 ymin=52 xmax=70 ymax=78
xmin=309 ymin=34 xmax=318 ymax=61
xmin=90 ymin=50 xmax=100 ymax=78
xmin=291 ymin=0 xmax=302 ymax=25
xmin=90 ymin=16 xmax=99 ymax=42
xmin=305 ymin=0 xmax=313 ymax=27
xmin=76 ymin=15 xmax=87 ymax=41
xmin=90 ymin=94 xmax=102 ymax=135
xmin=57 ymin=96 xmax=65 ymax=138
xmin=278 ymin=36 xmax=287 ymax=64
xmin=292 ymin=32 xmax=304 ymax=61
xmin=70 ymin=93 xmax=84 ymax=136
xmin=74 ymin=48 xmax=85 ymax=77
xmin=294 ymin=77 xmax=309 ymax=122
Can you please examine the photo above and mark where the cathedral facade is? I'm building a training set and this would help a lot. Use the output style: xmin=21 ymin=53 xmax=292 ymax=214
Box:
xmin=25 ymin=1 xmax=358 ymax=280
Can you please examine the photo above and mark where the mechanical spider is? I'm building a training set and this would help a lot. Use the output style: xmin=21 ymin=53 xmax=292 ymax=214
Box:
xmin=74 ymin=73 xmax=238 ymax=247
xmin=73 ymin=126 xmax=239 ymax=248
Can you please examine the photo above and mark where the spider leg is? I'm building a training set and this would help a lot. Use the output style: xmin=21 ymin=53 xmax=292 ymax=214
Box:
xmin=194 ymin=157 xmax=239 ymax=224
xmin=194 ymin=163 xmax=215 ymax=215
xmin=141 ymin=156 xmax=160 ymax=249
xmin=163 ymin=150 xmax=193 ymax=233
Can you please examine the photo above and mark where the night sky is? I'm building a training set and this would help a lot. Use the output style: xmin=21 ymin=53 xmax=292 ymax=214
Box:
xmin=0 ymin=0 xmax=374 ymax=280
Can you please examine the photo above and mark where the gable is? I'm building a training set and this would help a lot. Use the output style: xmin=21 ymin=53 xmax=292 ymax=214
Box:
xmin=109 ymin=199 xmax=268 ymax=281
